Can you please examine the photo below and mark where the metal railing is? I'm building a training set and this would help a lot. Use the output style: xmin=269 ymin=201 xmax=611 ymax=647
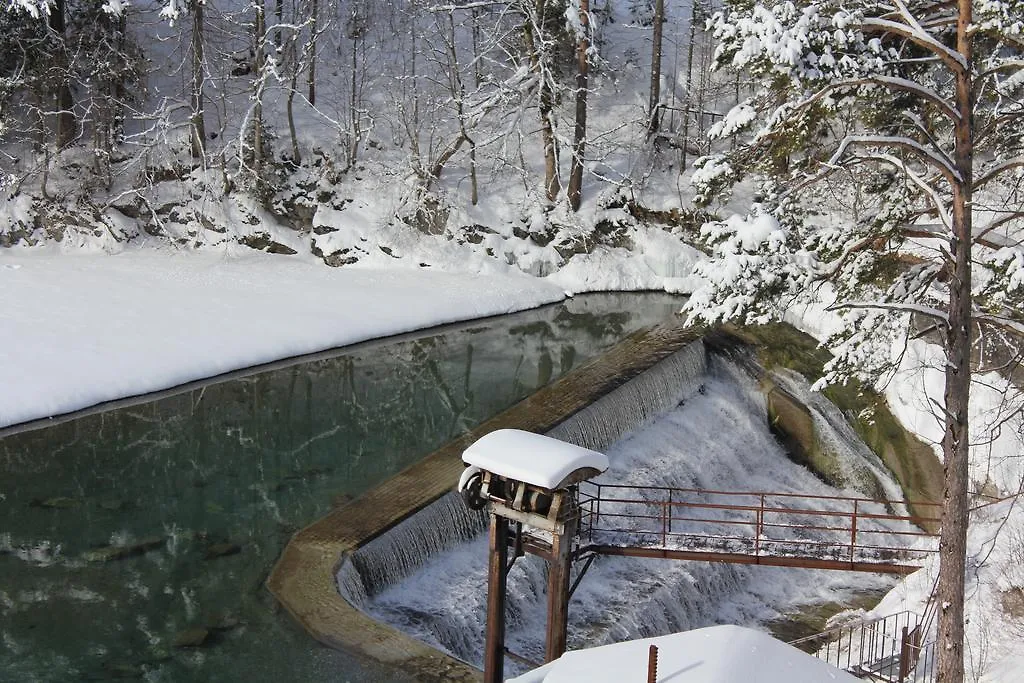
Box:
xmin=789 ymin=610 xmax=935 ymax=682
xmin=576 ymin=483 xmax=941 ymax=572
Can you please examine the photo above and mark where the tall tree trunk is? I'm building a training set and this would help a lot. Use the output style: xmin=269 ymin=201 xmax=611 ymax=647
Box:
xmin=681 ymin=1 xmax=697 ymax=169
xmin=49 ymin=0 xmax=75 ymax=149
xmin=567 ymin=0 xmax=589 ymax=212
xmin=274 ymin=0 xmax=283 ymax=46
xmin=307 ymin=0 xmax=318 ymax=104
xmin=525 ymin=0 xmax=559 ymax=204
xmin=936 ymin=3 xmax=974 ymax=681
xmin=253 ymin=0 xmax=266 ymax=176
xmin=647 ymin=0 xmax=664 ymax=137
xmin=190 ymin=0 xmax=206 ymax=159
xmin=287 ymin=40 xmax=302 ymax=165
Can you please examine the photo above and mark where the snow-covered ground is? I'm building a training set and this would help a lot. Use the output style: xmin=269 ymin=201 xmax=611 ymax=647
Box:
xmin=0 ymin=246 xmax=565 ymax=429
xmin=508 ymin=625 xmax=861 ymax=683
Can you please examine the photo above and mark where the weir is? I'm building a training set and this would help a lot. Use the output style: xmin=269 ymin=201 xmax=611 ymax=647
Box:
xmin=267 ymin=319 xmax=705 ymax=679
xmin=270 ymin=322 xmax=932 ymax=679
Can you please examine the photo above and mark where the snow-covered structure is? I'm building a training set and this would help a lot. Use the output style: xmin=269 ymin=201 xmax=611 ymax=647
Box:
xmin=460 ymin=429 xmax=609 ymax=492
xmin=508 ymin=624 xmax=860 ymax=683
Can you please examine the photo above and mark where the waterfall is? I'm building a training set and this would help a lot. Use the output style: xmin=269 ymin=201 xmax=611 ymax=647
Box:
xmin=338 ymin=339 xmax=709 ymax=608
xmin=548 ymin=339 xmax=707 ymax=452
xmin=338 ymin=338 xmax=911 ymax=672
xmin=337 ymin=491 xmax=487 ymax=606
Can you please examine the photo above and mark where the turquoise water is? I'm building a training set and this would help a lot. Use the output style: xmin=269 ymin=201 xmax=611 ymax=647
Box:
xmin=0 ymin=293 xmax=684 ymax=682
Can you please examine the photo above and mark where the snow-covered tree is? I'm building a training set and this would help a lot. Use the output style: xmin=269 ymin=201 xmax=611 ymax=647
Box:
xmin=685 ymin=0 xmax=1024 ymax=680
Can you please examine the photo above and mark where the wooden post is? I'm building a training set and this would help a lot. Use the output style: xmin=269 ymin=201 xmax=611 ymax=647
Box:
xmin=544 ymin=513 xmax=578 ymax=662
xmin=484 ymin=515 xmax=509 ymax=683
xmin=898 ymin=625 xmax=911 ymax=681
xmin=647 ymin=644 xmax=659 ymax=683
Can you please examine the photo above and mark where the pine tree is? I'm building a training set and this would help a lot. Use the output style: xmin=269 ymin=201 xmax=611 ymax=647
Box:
xmin=686 ymin=1 xmax=1024 ymax=680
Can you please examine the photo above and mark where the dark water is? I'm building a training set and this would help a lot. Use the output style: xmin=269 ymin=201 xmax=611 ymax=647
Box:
xmin=0 ymin=293 xmax=684 ymax=683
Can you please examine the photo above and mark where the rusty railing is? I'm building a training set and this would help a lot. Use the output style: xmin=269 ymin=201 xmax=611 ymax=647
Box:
xmin=576 ymin=483 xmax=941 ymax=573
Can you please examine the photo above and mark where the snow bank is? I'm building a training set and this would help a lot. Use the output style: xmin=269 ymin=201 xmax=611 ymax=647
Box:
xmin=507 ymin=624 xmax=860 ymax=683
xmin=0 ymin=247 xmax=564 ymax=429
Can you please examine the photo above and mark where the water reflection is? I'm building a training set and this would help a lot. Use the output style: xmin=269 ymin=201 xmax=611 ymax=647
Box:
xmin=0 ymin=293 xmax=683 ymax=682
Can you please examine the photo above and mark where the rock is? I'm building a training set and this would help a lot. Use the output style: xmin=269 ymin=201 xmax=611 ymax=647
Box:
xmin=30 ymin=496 xmax=80 ymax=509
xmin=204 ymin=543 xmax=242 ymax=560
xmin=82 ymin=537 xmax=165 ymax=563
xmin=208 ymin=614 xmax=243 ymax=632
xmin=100 ymin=662 xmax=142 ymax=679
xmin=172 ymin=627 xmax=210 ymax=648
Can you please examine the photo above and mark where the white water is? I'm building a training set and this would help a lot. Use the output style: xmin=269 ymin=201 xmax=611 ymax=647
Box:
xmin=339 ymin=341 xmax=913 ymax=672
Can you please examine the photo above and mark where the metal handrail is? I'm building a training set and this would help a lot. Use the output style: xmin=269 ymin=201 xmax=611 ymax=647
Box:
xmin=790 ymin=610 xmax=936 ymax=682
xmin=576 ymin=483 xmax=940 ymax=570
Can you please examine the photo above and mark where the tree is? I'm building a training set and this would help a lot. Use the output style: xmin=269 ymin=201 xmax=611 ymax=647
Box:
xmin=520 ymin=0 xmax=562 ymax=204
xmin=566 ymin=0 xmax=590 ymax=211
xmin=685 ymin=0 xmax=1024 ymax=680
xmin=647 ymin=0 xmax=665 ymax=136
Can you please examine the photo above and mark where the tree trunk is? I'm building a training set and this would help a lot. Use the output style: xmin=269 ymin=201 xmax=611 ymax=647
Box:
xmin=936 ymin=2 xmax=974 ymax=681
xmin=190 ymin=0 xmax=206 ymax=159
xmin=524 ymin=0 xmax=560 ymax=204
xmin=253 ymin=0 xmax=266 ymax=176
xmin=287 ymin=47 xmax=302 ymax=165
xmin=647 ymin=0 xmax=664 ymax=137
xmin=307 ymin=0 xmax=318 ymax=105
xmin=567 ymin=0 xmax=589 ymax=212
xmin=49 ymin=0 xmax=75 ymax=149
xmin=681 ymin=1 xmax=697 ymax=169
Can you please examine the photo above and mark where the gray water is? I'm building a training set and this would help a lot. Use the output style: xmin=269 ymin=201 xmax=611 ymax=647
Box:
xmin=0 ymin=292 xmax=684 ymax=683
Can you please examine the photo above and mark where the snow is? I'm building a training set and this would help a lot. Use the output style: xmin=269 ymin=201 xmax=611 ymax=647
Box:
xmin=461 ymin=429 xmax=608 ymax=490
xmin=0 ymin=247 xmax=565 ymax=429
xmin=507 ymin=624 xmax=860 ymax=683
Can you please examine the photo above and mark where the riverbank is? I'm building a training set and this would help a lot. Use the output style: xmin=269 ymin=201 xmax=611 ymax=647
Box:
xmin=0 ymin=247 xmax=565 ymax=430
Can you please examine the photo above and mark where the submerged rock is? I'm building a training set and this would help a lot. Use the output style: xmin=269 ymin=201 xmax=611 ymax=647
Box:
xmin=203 ymin=542 xmax=242 ymax=560
xmin=172 ymin=627 xmax=210 ymax=648
xmin=82 ymin=537 xmax=165 ymax=563
xmin=30 ymin=496 xmax=80 ymax=509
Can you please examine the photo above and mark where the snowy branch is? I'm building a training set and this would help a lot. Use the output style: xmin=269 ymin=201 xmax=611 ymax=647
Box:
xmin=830 ymin=135 xmax=961 ymax=184
xmin=860 ymin=17 xmax=967 ymax=72
xmin=829 ymin=300 xmax=950 ymax=322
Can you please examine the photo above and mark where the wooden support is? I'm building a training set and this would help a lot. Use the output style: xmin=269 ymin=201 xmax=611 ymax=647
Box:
xmin=545 ymin=513 xmax=578 ymax=662
xmin=484 ymin=515 xmax=509 ymax=683
xmin=647 ymin=644 xmax=659 ymax=683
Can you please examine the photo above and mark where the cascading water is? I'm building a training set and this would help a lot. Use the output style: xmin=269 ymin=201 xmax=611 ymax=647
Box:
xmin=338 ymin=339 xmax=912 ymax=672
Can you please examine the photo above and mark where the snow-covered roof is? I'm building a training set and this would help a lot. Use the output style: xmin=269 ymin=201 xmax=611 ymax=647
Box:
xmin=461 ymin=429 xmax=608 ymax=490
xmin=507 ymin=625 xmax=860 ymax=683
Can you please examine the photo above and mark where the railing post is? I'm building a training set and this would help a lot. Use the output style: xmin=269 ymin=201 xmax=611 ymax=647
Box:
xmin=755 ymin=493 xmax=765 ymax=556
xmin=850 ymin=500 xmax=858 ymax=563
xmin=898 ymin=625 xmax=910 ymax=681
xmin=647 ymin=644 xmax=659 ymax=683
xmin=661 ymin=496 xmax=668 ymax=547
xmin=595 ymin=484 xmax=601 ymax=531
xmin=666 ymin=489 xmax=673 ymax=536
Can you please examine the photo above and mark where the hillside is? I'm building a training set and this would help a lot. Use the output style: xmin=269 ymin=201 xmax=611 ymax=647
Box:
xmin=1 ymin=0 xmax=727 ymax=290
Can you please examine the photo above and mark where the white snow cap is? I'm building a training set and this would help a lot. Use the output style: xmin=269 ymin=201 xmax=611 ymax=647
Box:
xmin=508 ymin=624 xmax=860 ymax=683
xmin=461 ymin=429 xmax=608 ymax=490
